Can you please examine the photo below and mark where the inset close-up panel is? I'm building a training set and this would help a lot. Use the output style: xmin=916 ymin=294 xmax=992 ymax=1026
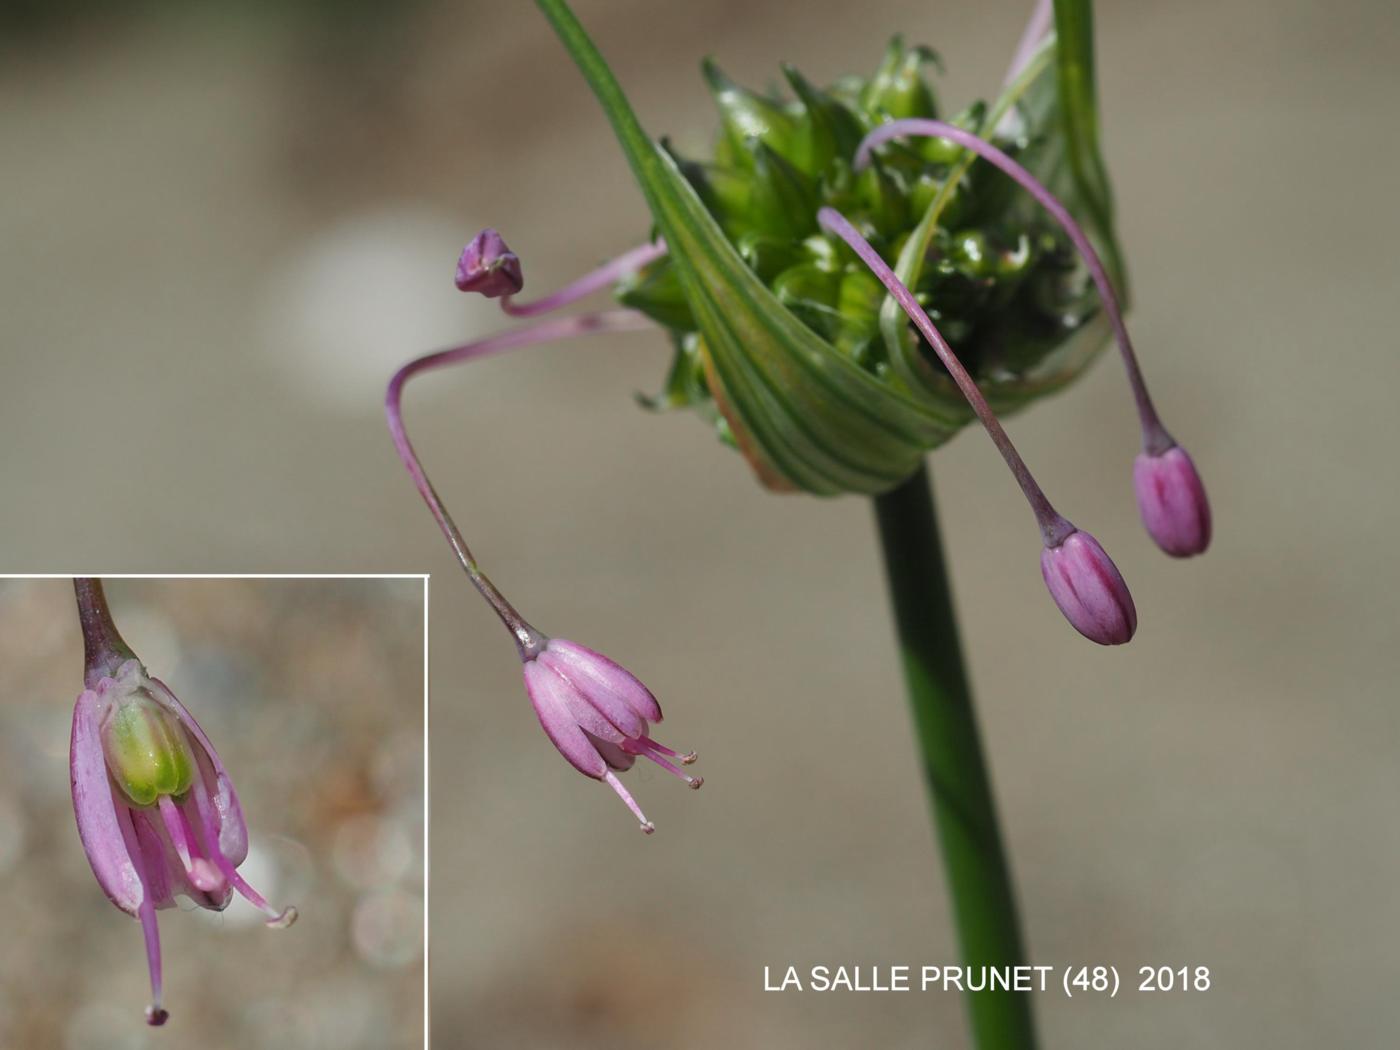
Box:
xmin=0 ymin=577 xmax=425 ymax=1050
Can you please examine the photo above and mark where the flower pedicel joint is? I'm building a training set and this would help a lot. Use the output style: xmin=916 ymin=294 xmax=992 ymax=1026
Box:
xmin=384 ymin=0 xmax=1211 ymax=819
xmin=70 ymin=579 xmax=296 ymax=1025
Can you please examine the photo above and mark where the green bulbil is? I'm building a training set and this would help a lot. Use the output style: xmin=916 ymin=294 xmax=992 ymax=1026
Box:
xmin=539 ymin=0 xmax=1122 ymax=495
xmin=638 ymin=331 xmax=710 ymax=412
xmin=917 ymin=100 xmax=987 ymax=165
xmin=616 ymin=257 xmax=695 ymax=330
xmin=634 ymin=42 xmax=1107 ymax=455
xmin=101 ymin=689 xmax=197 ymax=807
xmin=736 ymin=232 xmax=806 ymax=283
xmin=862 ymin=36 xmax=941 ymax=120
xmin=853 ymin=159 xmax=908 ymax=239
xmin=746 ymin=143 xmax=821 ymax=239
xmin=782 ymin=64 xmax=867 ymax=177
xmin=702 ymin=59 xmax=802 ymax=172
xmin=772 ymin=262 xmax=843 ymax=342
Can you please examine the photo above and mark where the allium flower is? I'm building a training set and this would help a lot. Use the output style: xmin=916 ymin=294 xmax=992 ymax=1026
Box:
xmin=383 ymin=0 xmax=1211 ymax=836
xmin=70 ymin=579 xmax=295 ymax=1026
xmin=1133 ymin=445 xmax=1211 ymax=558
xmin=1039 ymin=530 xmax=1137 ymax=645
xmin=524 ymin=638 xmax=699 ymax=833
xmin=384 ymin=286 xmax=699 ymax=829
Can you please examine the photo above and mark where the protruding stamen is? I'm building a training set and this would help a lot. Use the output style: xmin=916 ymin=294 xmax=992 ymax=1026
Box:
xmin=217 ymin=847 xmax=297 ymax=927
xmin=603 ymin=770 xmax=655 ymax=833
xmin=636 ymin=744 xmax=703 ymax=789
xmin=122 ymin=808 xmax=167 ymax=1026
xmin=385 ymin=309 xmax=653 ymax=658
xmin=636 ymin=736 xmax=688 ymax=760
xmin=157 ymin=795 xmax=224 ymax=894
xmin=502 ymin=240 xmax=667 ymax=318
xmin=1003 ymin=0 xmax=1053 ymax=86
xmin=187 ymin=773 xmax=298 ymax=928
xmin=818 ymin=206 xmax=1074 ymax=547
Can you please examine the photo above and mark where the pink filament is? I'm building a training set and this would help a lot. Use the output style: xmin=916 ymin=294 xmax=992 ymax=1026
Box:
xmin=818 ymin=206 xmax=1074 ymax=547
xmin=186 ymin=770 xmax=295 ymax=927
xmin=384 ymin=309 xmax=654 ymax=654
xmin=1003 ymin=0 xmax=1053 ymax=86
xmin=501 ymin=240 xmax=667 ymax=318
xmin=854 ymin=118 xmax=1171 ymax=453
xmin=603 ymin=770 xmax=655 ymax=833
xmin=637 ymin=744 xmax=703 ymax=788
xmin=118 ymin=806 xmax=167 ymax=1025
xmin=156 ymin=795 xmax=223 ymax=893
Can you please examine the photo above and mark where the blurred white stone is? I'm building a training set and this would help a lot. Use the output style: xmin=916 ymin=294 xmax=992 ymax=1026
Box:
xmin=351 ymin=887 xmax=423 ymax=970
xmin=258 ymin=208 xmax=485 ymax=414
xmin=333 ymin=813 xmax=413 ymax=890
xmin=196 ymin=838 xmax=286 ymax=929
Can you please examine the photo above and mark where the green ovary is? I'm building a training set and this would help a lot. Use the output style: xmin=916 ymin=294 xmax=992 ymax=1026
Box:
xmin=101 ymin=691 xmax=197 ymax=807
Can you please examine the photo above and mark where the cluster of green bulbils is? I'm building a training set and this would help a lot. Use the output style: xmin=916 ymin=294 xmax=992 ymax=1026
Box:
xmin=617 ymin=38 xmax=1097 ymax=434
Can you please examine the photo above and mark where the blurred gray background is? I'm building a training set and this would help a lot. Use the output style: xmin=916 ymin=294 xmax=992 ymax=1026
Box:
xmin=0 ymin=577 xmax=424 ymax=1049
xmin=2 ymin=0 xmax=1398 ymax=1047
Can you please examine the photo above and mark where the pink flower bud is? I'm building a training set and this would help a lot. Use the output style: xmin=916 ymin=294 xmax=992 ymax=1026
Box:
xmin=455 ymin=228 xmax=523 ymax=297
xmin=1134 ymin=446 xmax=1211 ymax=557
xmin=1040 ymin=531 xmax=1138 ymax=645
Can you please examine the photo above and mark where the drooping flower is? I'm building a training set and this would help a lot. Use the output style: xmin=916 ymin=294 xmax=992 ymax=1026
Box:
xmin=1039 ymin=530 xmax=1137 ymax=645
xmin=384 ymin=243 xmax=700 ymax=828
xmin=524 ymin=637 xmax=699 ymax=833
xmin=1133 ymin=446 xmax=1211 ymax=558
xmin=70 ymin=579 xmax=296 ymax=1026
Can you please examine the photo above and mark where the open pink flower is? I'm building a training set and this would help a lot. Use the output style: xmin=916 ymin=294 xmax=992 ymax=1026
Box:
xmin=523 ymin=638 xmax=700 ymax=833
xmin=70 ymin=580 xmax=295 ymax=1025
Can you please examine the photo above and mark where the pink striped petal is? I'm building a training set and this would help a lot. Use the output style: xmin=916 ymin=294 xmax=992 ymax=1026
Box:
xmin=523 ymin=661 xmax=607 ymax=778
xmin=70 ymin=687 xmax=144 ymax=916
xmin=149 ymin=676 xmax=248 ymax=867
xmin=1040 ymin=531 xmax=1137 ymax=645
xmin=587 ymin=733 xmax=637 ymax=771
xmin=1133 ymin=446 xmax=1211 ymax=558
xmin=541 ymin=639 xmax=662 ymax=727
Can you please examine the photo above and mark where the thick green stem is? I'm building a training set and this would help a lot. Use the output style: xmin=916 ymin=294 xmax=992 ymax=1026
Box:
xmin=873 ymin=464 xmax=1036 ymax=1050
